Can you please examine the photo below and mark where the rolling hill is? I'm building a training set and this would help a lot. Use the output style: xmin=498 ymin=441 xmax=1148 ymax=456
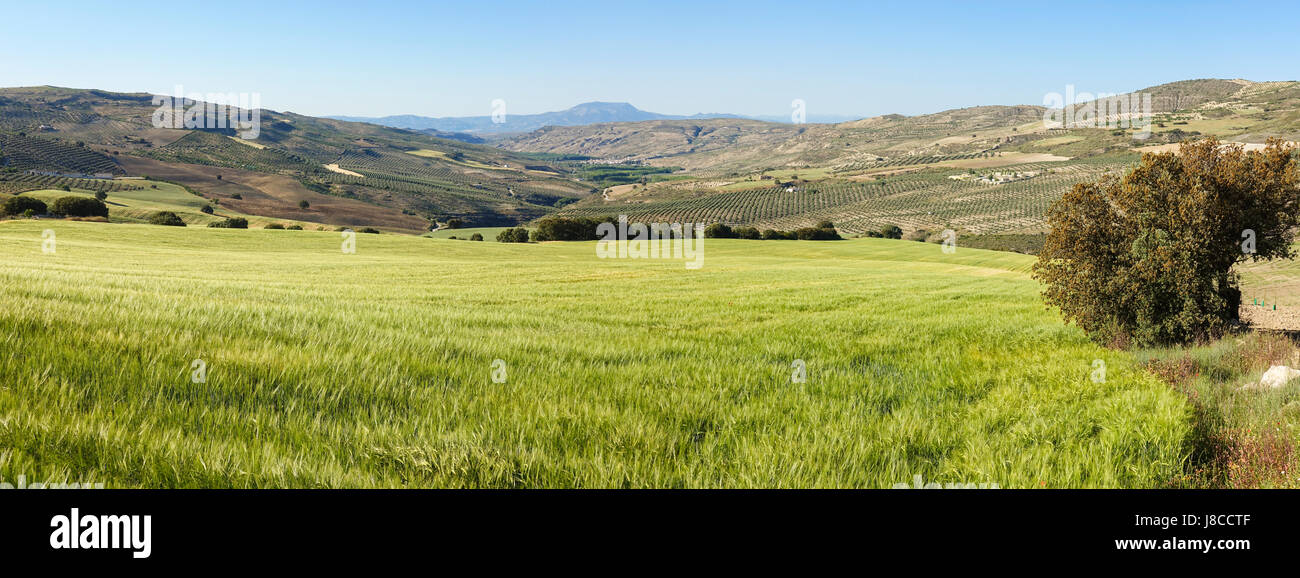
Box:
xmin=0 ymin=86 xmax=592 ymax=232
xmin=4 ymin=79 xmax=1298 ymax=236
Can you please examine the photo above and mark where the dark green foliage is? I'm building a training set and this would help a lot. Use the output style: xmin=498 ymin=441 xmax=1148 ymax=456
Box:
xmin=208 ymin=217 xmax=249 ymax=229
xmin=704 ymin=223 xmax=735 ymax=238
xmin=51 ymin=196 xmax=108 ymax=217
xmin=2 ymin=195 xmax=47 ymax=216
xmin=1034 ymin=138 xmax=1300 ymax=347
xmin=531 ymin=216 xmax=611 ymax=241
xmin=496 ymin=227 xmax=531 ymax=243
xmin=147 ymin=211 xmax=186 ymax=227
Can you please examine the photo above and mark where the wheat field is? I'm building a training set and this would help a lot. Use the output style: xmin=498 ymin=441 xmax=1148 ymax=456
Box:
xmin=0 ymin=221 xmax=1189 ymax=488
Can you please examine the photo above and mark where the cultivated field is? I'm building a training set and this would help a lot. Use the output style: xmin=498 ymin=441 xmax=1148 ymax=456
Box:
xmin=0 ymin=221 xmax=1188 ymax=488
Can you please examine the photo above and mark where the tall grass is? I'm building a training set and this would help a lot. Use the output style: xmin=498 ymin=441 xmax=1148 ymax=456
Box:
xmin=0 ymin=221 xmax=1188 ymax=487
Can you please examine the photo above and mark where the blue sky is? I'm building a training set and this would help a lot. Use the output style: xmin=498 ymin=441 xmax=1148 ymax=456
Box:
xmin=1 ymin=0 xmax=1296 ymax=119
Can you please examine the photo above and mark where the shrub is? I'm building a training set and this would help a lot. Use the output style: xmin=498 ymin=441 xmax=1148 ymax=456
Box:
xmin=299 ymin=200 xmax=310 ymax=210
xmin=734 ymin=227 xmax=761 ymax=239
xmin=1034 ymin=138 xmax=1300 ymax=347
xmin=147 ymin=211 xmax=186 ymax=227
xmin=208 ymin=217 xmax=248 ymax=229
xmin=879 ymin=224 xmax=903 ymax=239
xmin=2 ymin=196 xmax=47 ymax=216
xmin=94 ymin=191 xmax=107 ymax=201
xmin=762 ymin=229 xmax=794 ymax=240
xmin=445 ymin=218 xmax=464 ymax=229
xmin=286 ymin=225 xmax=303 ymax=230
xmin=200 ymin=205 xmax=214 ymax=215
xmin=358 ymin=227 xmax=380 ymax=234
xmin=904 ymin=229 xmax=931 ymax=242
xmin=497 ymin=227 xmax=531 ymax=243
xmin=531 ymin=216 xmax=608 ymax=241
xmin=265 ymin=223 xmax=285 ymax=230
xmin=51 ymin=196 xmax=109 ymax=218
xmin=470 ymin=233 xmax=484 ymax=241
xmin=704 ymin=223 xmax=735 ymax=239
xmin=794 ymin=227 xmax=840 ymax=241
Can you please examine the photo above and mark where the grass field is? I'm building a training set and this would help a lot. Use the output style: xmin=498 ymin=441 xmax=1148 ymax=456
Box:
xmin=0 ymin=221 xmax=1190 ymax=488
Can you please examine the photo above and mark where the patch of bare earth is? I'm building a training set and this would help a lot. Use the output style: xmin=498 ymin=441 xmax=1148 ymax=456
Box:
xmin=1241 ymin=304 xmax=1300 ymax=332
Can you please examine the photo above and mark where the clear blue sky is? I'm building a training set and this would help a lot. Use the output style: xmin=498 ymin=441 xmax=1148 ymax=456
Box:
xmin=2 ymin=0 xmax=1295 ymax=119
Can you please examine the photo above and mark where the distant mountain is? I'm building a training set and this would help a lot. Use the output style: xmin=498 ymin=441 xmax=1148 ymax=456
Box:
xmin=330 ymin=102 xmax=752 ymax=134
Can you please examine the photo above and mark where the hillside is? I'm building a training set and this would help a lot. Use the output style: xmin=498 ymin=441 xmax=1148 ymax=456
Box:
xmin=500 ymin=79 xmax=1300 ymax=236
xmin=0 ymin=86 xmax=592 ymax=231
xmin=4 ymin=80 xmax=1298 ymax=236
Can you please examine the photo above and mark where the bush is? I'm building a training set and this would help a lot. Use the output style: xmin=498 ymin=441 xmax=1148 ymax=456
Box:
xmin=200 ymin=205 xmax=214 ymax=215
xmin=497 ymin=227 xmax=531 ymax=243
xmin=903 ymin=229 xmax=931 ymax=242
xmin=94 ymin=191 xmax=108 ymax=201
xmin=51 ymin=196 xmax=109 ymax=218
xmin=794 ymin=227 xmax=841 ymax=241
xmin=470 ymin=233 xmax=484 ymax=241
xmin=2 ymin=196 xmax=47 ymax=216
xmin=208 ymin=217 xmax=248 ymax=229
xmin=445 ymin=218 xmax=464 ymax=229
xmin=704 ymin=223 xmax=735 ymax=238
xmin=147 ymin=211 xmax=186 ymax=227
xmin=1034 ymin=138 xmax=1300 ymax=347
xmin=879 ymin=224 xmax=903 ymax=239
xmin=265 ymin=223 xmax=285 ymax=230
xmin=531 ymin=216 xmax=608 ymax=241
xmin=286 ymin=225 xmax=303 ymax=230
xmin=734 ymin=227 xmax=761 ymax=239
xmin=762 ymin=229 xmax=794 ymax=240
xmin=358 ymin=227 xmax=380 ymax=234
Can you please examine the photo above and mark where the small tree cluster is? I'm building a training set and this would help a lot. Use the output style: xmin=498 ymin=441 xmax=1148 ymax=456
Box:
xmin=51 ymin=196 xmax=108 ymax=218
xmin=706 ymin=221 xmax=841 ymax=240
xmin=497 ymin=228 xmax=531 ymax=243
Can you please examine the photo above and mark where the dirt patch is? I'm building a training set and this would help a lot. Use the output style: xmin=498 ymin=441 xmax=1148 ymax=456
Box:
xmin=1241 ymin=303 xmax=1300 ymax=332
xmin=324 ymin=164 xmax=365 ymax=178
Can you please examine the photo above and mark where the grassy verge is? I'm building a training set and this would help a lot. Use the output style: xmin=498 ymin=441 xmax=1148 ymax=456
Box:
xmin=1137 ymin=331 xmax=1300 ymax=488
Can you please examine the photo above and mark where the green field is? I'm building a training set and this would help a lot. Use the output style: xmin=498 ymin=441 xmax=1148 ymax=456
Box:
xmin=0 ymin=221 xmax=1189 ymax=488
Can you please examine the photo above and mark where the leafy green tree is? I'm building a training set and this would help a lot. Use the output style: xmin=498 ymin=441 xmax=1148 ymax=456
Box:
xmin=51 ymin=196 xmax=108 ymax=218
xmin=147 ymin=211 xmax=186 ymax=227
xmin=2 ymin=196 xmax=47 ymax=216
xmin=1034 ymin=138 xmax=1300 ymax=347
